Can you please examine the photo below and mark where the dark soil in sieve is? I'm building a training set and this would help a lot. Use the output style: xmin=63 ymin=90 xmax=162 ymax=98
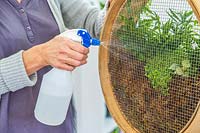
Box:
xmin=108 ymin=46 xmax=200 ymax=133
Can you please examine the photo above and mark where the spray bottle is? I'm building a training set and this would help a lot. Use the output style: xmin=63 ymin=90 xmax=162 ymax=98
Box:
xmin=34 ymin=29 xmax=101 ymax=126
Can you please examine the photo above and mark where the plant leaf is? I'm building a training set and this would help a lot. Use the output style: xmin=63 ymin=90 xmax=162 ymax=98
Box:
xmin=182 ymin=60 xmax=191 ymax=68
xmin=169 ymin=63 xmax=179 ymax=70
xmin=175 ymin=67 xmax=184 ymax=75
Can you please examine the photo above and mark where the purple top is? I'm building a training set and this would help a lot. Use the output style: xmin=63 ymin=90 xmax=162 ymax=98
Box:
xmin=0 ymin=0 xmax=74 ymax=132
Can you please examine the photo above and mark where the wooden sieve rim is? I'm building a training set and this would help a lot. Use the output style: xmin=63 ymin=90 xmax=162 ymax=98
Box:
xmin=188 ymin=0 xmax=200 ymax=23
xmin=99 ymin=0 xmax=137 ymax=132
xmin=181 ymin=0 xmax=200 ymax=132
xmin=99 ymin=0 xmax=200 ymax=132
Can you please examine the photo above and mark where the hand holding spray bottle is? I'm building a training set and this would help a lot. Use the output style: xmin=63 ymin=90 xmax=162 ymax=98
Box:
xmin=34 ymin=29 xmax=101 ymax=126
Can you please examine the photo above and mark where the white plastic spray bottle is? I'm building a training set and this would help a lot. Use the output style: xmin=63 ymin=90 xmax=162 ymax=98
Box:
xmin=34 ymin=29 xmax=101 ymax=126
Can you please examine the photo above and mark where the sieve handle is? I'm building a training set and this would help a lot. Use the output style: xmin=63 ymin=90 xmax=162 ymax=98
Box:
xmin=187 ymin=0 xmax=200 ymax=23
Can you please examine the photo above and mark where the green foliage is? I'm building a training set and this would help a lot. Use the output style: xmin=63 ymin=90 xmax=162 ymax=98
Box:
xmin=145 ymin=50 xmax=189 ymax=95
xmin=112 ymin=127 xmax=120 ymax=133
xmin=99 ymin=1 xmax=105 ymax=9
xmin=116 ymin=2 xmax=200 ymax=95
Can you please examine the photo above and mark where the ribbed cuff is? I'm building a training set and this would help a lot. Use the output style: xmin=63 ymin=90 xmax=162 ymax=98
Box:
xmin=0 ymin=51 xmax=37 ymax=92
xmin=0 ymin=75 xmax=9 ymax=95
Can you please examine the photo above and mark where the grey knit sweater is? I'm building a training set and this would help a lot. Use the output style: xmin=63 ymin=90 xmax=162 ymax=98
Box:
xmin=0 ymin=0 xmax=108 ymax=98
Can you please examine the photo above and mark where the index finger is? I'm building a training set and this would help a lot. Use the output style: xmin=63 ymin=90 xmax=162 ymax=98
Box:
xmin=67 ymin=39 xmax=89 ymax=54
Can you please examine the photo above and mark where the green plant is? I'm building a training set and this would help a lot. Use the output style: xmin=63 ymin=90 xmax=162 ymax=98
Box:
xmin=112 ymin=127 xmax=120 ymax=133
xmin=145 ymin=50 xmax=189 ymax=95
xmin=116 ymin=1 xmax=200 ymax=95
xmin=99 ymin=1 xmax=105 ymax=9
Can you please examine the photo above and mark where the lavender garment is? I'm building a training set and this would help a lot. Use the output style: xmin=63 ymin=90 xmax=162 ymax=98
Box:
xmin=0 ymin=0 xmax=74 ymax=133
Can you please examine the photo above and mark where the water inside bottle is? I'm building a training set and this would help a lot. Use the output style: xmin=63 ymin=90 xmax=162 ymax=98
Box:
xmin=34 ymin=92 xmax=71 ymax=126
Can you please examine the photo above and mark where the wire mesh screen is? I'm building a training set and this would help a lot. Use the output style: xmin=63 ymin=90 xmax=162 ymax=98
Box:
xmin=106 ymin=0 xmax=200 ymax=132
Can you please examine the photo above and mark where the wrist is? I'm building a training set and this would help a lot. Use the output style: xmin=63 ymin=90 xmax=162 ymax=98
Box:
xmin=34 ymin=44 xmax=49 ymax=67
xmin=22 ymin=45 xmax=48 ymax=75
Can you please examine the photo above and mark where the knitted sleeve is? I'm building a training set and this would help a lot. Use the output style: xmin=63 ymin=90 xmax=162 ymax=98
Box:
xmin=60 ymin=0 xmax=110 ymax=38
xmin=0 ymin=51 xmax=37 ymax=98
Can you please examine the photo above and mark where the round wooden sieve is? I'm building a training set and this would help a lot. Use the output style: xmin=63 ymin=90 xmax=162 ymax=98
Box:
xmin=99 ymin=0 xmax=200 ymax=132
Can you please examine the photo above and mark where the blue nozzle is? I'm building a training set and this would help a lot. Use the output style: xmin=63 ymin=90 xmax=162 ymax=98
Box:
xmin=91 ymin=38 xmax=101 ymax=46
xmin=77 ymin=29 xmax=101 ymax=48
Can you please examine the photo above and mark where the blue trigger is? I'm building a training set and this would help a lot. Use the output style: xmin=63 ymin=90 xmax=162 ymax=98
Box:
xmin=77 ymin=29 xmax=101 ymax=48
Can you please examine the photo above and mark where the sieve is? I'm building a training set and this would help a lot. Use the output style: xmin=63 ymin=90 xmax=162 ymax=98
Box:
xmin=99 ymin=0 xmax=200 ymax=132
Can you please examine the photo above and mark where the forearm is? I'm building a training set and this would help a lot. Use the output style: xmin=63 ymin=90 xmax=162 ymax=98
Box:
xmin=60 ymin=0 xmax=110 ymax=38
xmin=0 ymin=33 xmax=89 ymax=97
xmin=94 ymin=1 xmax=110 ymax=38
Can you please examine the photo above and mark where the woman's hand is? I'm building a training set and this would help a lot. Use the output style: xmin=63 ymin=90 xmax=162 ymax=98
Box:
xmin=23 ymin=35 xmax=89 ymax=75
xmin=40 ymin=36 xmax=89 ymax=70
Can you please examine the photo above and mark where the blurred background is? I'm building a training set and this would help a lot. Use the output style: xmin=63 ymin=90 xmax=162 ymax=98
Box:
xmin=72 ymin=0 xmax=120 ymax=133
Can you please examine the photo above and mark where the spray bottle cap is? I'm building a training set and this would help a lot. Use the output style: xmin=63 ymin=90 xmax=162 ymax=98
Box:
xmin=77 ymin=29 xmax=101 ymax=48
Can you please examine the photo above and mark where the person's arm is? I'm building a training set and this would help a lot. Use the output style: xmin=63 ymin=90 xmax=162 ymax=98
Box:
xmin=0 ymin=51 xmax=37 ymax=97
xmin=0 ymin=35 xmax=89 ymax=97
xmin=60 ymin=0 xmax=110 ymax=38
xmin=23 ymin=36 xmax=89 ymax=75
